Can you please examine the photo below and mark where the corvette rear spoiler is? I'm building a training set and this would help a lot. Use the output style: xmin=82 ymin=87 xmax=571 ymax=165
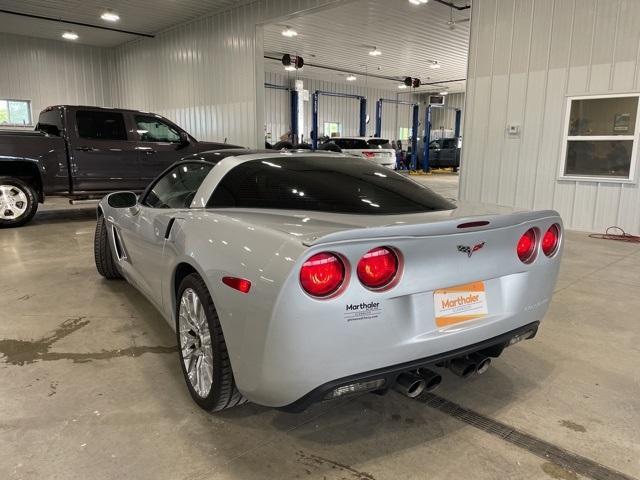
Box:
xmin=306 ymin=210 xmax=560 ymax=246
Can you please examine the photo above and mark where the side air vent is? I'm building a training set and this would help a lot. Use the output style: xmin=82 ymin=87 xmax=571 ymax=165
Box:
xmin=112 ymin=226 xmax=127 ymax=261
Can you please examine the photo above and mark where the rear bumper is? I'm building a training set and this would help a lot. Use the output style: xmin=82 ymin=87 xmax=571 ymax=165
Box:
xmin=280 ymin=321 xmax=539 ymax=412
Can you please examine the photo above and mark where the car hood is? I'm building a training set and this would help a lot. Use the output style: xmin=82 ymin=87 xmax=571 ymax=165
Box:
xmin=208 ymin=201 xmax=552 ymax=246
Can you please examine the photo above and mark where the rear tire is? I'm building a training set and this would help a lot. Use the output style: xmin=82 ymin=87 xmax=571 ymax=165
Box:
xmin=94 ymin=216 xmax=123 ymax=279
xmin=0 ymin=177 xmax=38 ymax=228
xmin=176 ymin=273 xmax=246 ymax=412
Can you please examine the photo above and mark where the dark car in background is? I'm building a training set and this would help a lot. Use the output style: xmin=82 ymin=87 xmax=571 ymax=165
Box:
xmin=428 ymin=138 xmax=461 ymax=171
xmin=0 ymin=105 xmax=241 ymax=227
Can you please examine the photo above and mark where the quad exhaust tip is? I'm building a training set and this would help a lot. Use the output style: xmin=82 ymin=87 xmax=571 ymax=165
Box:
xmin=393 ymin=368 xmax=442 ymax=398
xmin=417 ymin=368 xmax=442 ymax=392
xmin=449 ymin=357 xmax=477 ymax=378
xmin=393 ymin=372 xmax=427 ymax=398
xmin=448 ymin=354 xmax=492 ymax=378
xmin=469 ymin=353 xmax=491 ymax=375
xmin=392 ymin=355 xmax=490 ymax=399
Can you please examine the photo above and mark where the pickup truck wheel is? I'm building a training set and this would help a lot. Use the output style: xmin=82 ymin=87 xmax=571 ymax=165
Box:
xmin=0 ymin=177 xmax=38 ymax=228
xmin=177 ymin=273 xmax=246 ymax=412
xmin=94 ymin=216 xmax=123 ymax=279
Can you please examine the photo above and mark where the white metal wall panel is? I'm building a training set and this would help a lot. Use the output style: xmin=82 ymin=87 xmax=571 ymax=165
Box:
xmin=0 ymin=32 xmax=110 ymax=129
xmin=462 ymin=0 xmax=640 ymax=234
xmin=430 ymin=92 xmax=465 ymax=138
xmin=107 ymin=2 xmax=261 ymax=147
xmin=264 ymin=71 xmax=291 ymax=143
xmin=107 ymin=0 xmax=353 ymax=148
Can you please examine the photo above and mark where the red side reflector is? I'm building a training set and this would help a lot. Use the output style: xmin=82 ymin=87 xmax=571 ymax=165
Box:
xmin=362 ymin=151 xmax=375 ymax=158
xmin=457 ymin=221 xmax=490 ymax=229
xmin=222 ymin=276 xmax=251 ymax=293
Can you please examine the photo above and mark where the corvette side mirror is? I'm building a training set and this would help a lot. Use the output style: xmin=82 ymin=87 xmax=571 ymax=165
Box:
xmin=108 ymin=191 xmax=138 ymax=209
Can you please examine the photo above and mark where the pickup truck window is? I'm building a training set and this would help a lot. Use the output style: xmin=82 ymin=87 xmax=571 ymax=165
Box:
xmin=143 ymin=162 xmax=213 ymax=209
xmin=442 ymin=138 xmax=458 ymax=149
xmin=37 ymin=109 xmax=63 ymax=136
xmin=135 ymin=115 xmax=181 ymax=143
xmin=76 ymin=110 xmax=127 ymax=141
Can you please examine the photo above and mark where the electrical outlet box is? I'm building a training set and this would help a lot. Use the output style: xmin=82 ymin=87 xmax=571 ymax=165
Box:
xmin=506 ymin=124 xmax=521 ymax=137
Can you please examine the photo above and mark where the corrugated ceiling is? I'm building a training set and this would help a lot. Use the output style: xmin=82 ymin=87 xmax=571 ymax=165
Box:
xmin=0 ymin=0 xmax=251 ymax=47
xmin=263 ymin=0 xmax=470 ymax=92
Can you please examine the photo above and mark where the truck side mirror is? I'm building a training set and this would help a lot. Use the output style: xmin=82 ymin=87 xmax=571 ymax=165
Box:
xmin=108 ymin=191 xmax=138 ymax=209
xmin=178 ymin=131 xmax=190 ymax=149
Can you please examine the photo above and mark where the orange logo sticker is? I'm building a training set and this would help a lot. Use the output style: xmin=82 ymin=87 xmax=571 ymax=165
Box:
xmin=434 ymin=281 xmax=488 ymax=328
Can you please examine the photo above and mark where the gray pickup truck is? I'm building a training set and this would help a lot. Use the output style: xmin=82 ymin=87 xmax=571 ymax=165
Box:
xmin=0 ymin=105 xmax=240 ymax=227
xmin=428 ymin=138 xmax=461 ymax=171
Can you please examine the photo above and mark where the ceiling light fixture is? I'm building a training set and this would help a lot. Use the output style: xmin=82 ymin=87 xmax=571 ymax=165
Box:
xmin=100 ymin=11 xmax=120 ymax=22
xmin=346 ymin=74 xmax=357 ymax=81
xmin=62 ymin=31 xmax=78 ymax=40
xmin=429 ymin=61 xmax=441 ymax=69
xmin=409 ymin=0 xmax=428 ymax=4
xmin=369 ymin=47 xmax=382 ymax=56
xmin=281 ymin=27 xmax=298 ymax=37
xmin=284 ymin=65 xmax=297 ymax=71
xmin=398 ymin=84 xmax=408 ymax=90
xmin=440 ymin=91 xmax=449 ymax=95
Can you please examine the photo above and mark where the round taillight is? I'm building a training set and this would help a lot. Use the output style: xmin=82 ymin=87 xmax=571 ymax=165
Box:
xmin=542 ymin=224 xmax=560 ymax=257
xmin=300 ymin=252 xmax=345 ymax=297
xmin=517 ymin=229 xmax=537 ymax=263
xmin=357 ymin=247 xmax=399 ymax=289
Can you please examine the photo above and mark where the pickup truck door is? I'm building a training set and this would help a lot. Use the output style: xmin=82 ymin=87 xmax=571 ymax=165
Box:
xmin=69 ymin=109 xmax=141 ymax=192
xmin=428 ymin=140 xmax=442 ymax=165
xmin=132 ymin=114 xmax=193 ymax=185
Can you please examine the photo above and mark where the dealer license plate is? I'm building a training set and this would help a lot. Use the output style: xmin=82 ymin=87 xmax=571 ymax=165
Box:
xmin=434 ymin=281 xmax=488 ymax=328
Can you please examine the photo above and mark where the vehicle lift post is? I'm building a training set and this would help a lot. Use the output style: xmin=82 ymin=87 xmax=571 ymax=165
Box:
xmin=421 ymin=105 xmax=462 ymax=173
xmin=311 ymin=91 xmax=367 ymax=150
xmin=374 ymin=99 xmax=420 ymax=170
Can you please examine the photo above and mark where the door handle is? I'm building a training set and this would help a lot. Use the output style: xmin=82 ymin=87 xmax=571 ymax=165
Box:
xmin=76 ymin=146 xmax=97 ymax=152
xmin=135 ymin=147 xmax=156 ymax=154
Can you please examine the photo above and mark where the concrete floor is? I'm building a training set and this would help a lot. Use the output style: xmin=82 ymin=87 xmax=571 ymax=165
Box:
xmin=1 ymin=173 xmax=639 ymax=480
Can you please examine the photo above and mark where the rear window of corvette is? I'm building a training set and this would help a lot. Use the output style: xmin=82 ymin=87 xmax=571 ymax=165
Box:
xmin=207 ymin=156 xmax=455 ymax=215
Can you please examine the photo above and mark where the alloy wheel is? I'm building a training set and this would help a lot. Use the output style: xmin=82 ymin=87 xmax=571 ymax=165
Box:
xmin=0 ymin=185 xmax=28 ymax=220
xmin=178 ymin=288 xmax=214 ymax=398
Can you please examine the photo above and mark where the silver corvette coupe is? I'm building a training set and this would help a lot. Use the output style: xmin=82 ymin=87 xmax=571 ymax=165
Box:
xmin=94 ymin=149 xmax=563 ymax=412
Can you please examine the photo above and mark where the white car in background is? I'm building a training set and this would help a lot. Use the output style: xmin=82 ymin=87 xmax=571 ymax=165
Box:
xmin=324 ymin=137 xmax=396 ymax=169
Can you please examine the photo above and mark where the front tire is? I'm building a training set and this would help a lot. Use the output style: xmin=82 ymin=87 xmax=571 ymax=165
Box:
xmin=176 ymin=273 xmax=246 ymax=412
xmin=94 ymin=216 xmax=123 ymax=279
xmin=0 ymin=177 xmax=38 ymax=228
